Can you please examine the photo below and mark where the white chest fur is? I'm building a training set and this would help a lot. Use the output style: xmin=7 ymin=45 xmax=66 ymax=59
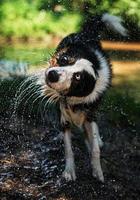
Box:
xmin=60 ymin=103 xmax=85 ymax=127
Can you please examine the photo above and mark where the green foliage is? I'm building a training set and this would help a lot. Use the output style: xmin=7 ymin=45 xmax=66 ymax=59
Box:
xmin=0 ymin=0 xmax=139 ymax=39
xmin=0 ymin=0 xmax=82 ymax=38
xmin=79 ymin=0 xmax=140 ymax=25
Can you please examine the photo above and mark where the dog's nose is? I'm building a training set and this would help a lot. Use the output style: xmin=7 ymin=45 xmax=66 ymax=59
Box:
xmin=46 ymin=70 xmax=59 ymax=83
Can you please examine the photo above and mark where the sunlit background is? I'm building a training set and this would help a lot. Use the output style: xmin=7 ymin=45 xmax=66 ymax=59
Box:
xmin=0 ymin=0 xmax=140 ymax=199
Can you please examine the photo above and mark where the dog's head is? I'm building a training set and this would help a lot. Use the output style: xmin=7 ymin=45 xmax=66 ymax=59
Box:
xmin=40 ymin=13 xmax=128 ymax=105
xmin=43 ymin=35 xmax=111 ymax=105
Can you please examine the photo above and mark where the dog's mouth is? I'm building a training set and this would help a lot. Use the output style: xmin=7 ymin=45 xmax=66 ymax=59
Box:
xmin=47 ymin=82 xmax=69 ymax=95
xmin=45 ymin=77 xmax=70 ymax=100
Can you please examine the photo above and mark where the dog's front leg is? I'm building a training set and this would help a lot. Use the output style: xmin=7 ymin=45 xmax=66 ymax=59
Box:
xmin=63 ymin=129 xmax=76 ymax=181
xmin=84 ymin=121 xmax=104 ymax=182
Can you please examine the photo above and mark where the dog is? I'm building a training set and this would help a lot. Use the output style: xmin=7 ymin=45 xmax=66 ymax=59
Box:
xmin=39 ymin=13 xmax=127 ymax=182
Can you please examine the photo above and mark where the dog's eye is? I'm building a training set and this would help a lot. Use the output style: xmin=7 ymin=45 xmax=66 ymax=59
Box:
xmin=74 ymin=73 xmax=81 ymax=81
xmin=58 ymin=55 xmax=68 ymax=66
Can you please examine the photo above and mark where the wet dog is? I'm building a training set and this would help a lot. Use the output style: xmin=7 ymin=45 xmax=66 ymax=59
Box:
xmin=39 ymin=13 xmax=127 ymax=182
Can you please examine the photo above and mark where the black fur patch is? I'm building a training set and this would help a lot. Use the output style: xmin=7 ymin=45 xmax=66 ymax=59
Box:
xmin=56 ymin=43 xmax=101 ymax=71
xmin=67 ymin=70 xmax=96 ymax=97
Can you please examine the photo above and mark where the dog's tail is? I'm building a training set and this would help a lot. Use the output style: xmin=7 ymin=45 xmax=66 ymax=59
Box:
xmin=82 ymin=13 xmax=127 ymax=39
xmin=102 ymin=13 xmax=127 ymax=36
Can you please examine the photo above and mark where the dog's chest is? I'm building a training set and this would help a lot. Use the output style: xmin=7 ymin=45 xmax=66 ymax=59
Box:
xmin=60 ymin=103 xmax=86 ymax=127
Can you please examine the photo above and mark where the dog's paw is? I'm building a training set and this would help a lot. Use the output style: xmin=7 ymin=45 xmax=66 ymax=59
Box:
xmin=92 ymin=167 xmax=104 ymax=182
xmin=62 ymin=168 xmax=76 ymax=181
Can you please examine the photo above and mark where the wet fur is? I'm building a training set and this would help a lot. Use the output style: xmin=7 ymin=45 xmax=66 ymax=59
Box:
xmin=39 ymin=13 xmax=127 ymax=182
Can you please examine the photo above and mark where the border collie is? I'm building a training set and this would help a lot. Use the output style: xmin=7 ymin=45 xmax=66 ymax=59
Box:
xmin=39 ymin=13 xmax=127 ymax=182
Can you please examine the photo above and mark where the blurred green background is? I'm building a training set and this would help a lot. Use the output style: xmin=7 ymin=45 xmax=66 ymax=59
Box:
xmin=0 ymin=0 xmax=140 ymax=40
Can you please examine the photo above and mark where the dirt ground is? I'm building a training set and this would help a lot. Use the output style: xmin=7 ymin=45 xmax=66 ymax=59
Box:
xmin=0 ymin=110 xmax=140 ymax=200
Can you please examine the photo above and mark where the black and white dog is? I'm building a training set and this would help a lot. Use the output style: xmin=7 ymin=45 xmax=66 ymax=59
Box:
xmin=39 ymin=13 xmax=127 ymax=182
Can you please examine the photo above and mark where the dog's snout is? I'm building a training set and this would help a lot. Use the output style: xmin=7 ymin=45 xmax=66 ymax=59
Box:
xmin=46 ymin=70 xmax=59 ymax=83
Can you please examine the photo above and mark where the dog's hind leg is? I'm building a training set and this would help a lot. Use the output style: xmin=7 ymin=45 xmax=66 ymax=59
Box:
xmin=84 ymin=121 xmax=104 ymax=182
xmin=62 ymin=129 xmax=76 ymax=181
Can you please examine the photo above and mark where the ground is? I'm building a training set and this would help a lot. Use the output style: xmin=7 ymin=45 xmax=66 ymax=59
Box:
xmin=0 ymin=105 xmax=140 ymax=200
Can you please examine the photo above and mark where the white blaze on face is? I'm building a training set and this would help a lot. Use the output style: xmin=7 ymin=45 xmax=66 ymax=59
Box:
xmin=46 ymin=59 xmax=96 ymax=92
